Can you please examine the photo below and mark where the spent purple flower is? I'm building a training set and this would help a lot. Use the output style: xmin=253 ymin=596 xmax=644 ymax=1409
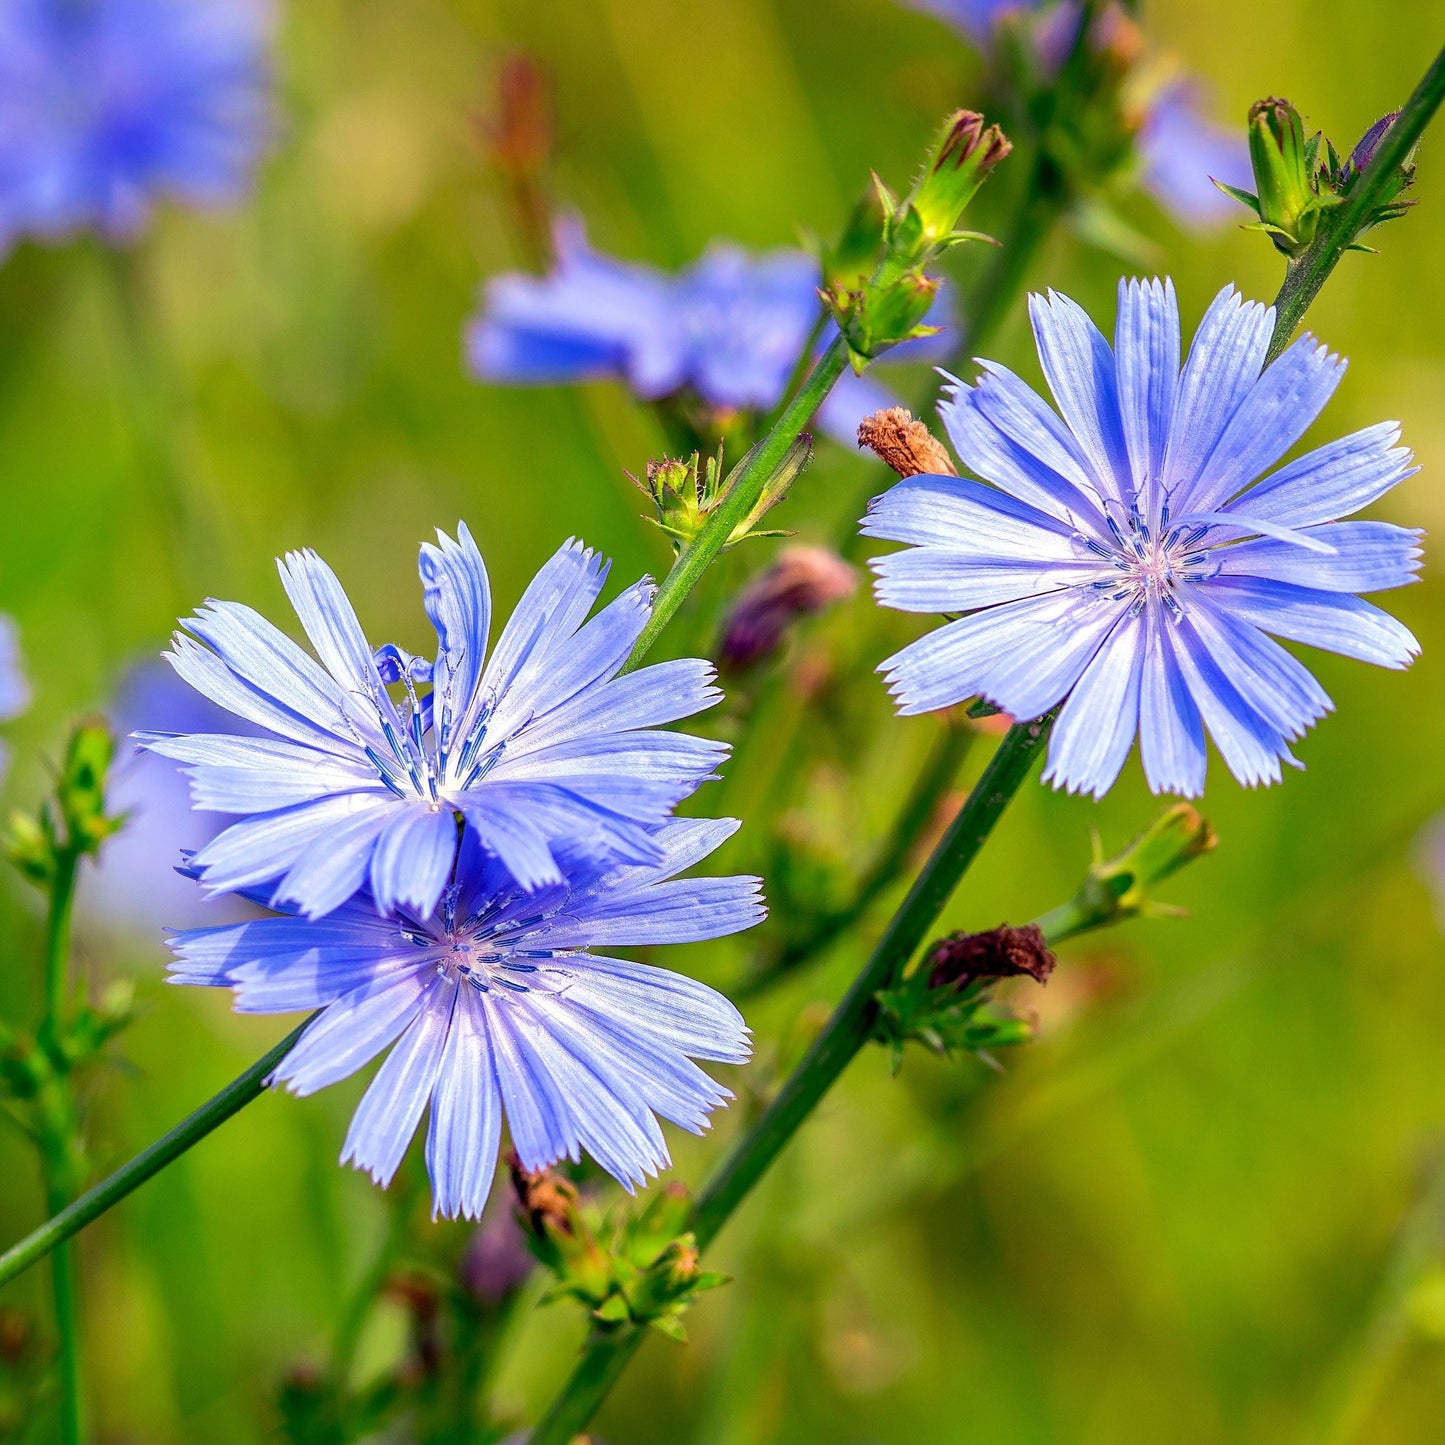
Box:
xmin=863 ymin=278 xmax=1421 ymax=798
xmin=168 ymin=818 xmax=762 ymax=1218
xmin=0 ymin=0 xmax=272 ymax=253
xmin=139 ymin=525 xmax=728 ymax=918
xmin=466 ymin=217 xmax=949 ymax=445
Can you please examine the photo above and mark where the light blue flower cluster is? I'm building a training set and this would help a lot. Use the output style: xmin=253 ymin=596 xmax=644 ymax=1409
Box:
xmin=864 ymin=278 xmax=1421 ymax=797
xmin=467 ymin=217 xmax=940 ymax=443
xmin=158 ymin=525 xmax=762 ymax=1216
xmin=0 ymin=0 xmax=272 ymax=253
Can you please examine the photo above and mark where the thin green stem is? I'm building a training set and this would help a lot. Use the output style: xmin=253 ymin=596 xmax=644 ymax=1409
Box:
xmin=530 ymin=716 xmax=1055 ymax=1445
xmin=46 ymin=1181 xmax=84 ymax=1445
xmin=1266 ymin=43 xmax=1445 ymax=364
xmin=0 ymin=1016 xmax=315 ymax=1290
xmin=42 ymin=852 xmax=78 ymax=1032
xmin=626 ymin=335 xmax=851 ymax=669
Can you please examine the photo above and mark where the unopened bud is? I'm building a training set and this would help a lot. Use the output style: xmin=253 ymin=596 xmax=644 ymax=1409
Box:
xmin=718 ymin=546 xmax=858 ymax=672
xmin=57 ymin=719 xmax=120 ymax=856
xmin=483 ymin=53 xmax=553 ymax=181
xmin=925 ymin=923 xmax=1056 ymax=992
xmin=1246 ymin=97 xmax=1337 ymax=255
xmin=856 ymin=406 xmax=956 ymax=479
xmin=911 ymin=111 xmax=1013 ymax=249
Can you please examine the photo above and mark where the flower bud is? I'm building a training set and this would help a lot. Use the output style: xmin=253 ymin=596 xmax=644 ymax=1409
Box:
xmin=717 ymin=546 xmax=858 ymax=673
xmin=1349 ymin=111 xmax=1400 ymax=175
xmin=909 ymin=110 xmax=1013 ymax=250
xmin=856 ymin=406 xmax=957 ymax=479
xmin=1245 ymin=97 xmax=1338 ymax=255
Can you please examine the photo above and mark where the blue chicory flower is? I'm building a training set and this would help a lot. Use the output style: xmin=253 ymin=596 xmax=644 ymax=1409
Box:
xmin=466 ymin=216 xmax=947 ymax=445
xmin=0 ymin=613 xmax=29 ymax=780
xmin=84 ymin=660 xmax=260 ymax=931
xmin=0 ymin=0 xmax=272 ymax=253
xmin=896 ymin=0 xmax=1026 ymax=44
xmin=139 ymin=525 xmax=728 ymax=918
xmin=863 ymin=278 xmax=1421 ymax=798
xmin=168 ymin=818 xmax=762 ymax=1217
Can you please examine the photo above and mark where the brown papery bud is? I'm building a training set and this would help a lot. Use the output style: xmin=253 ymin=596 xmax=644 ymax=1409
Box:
xmin=718 ymin=545 xmax=859 ymax=672
xmin=857 ymin=407 xmax=957 ymax=478
xmin=509 ymin=1152 xmax=580 ymax=1238
xmin=925 ymin=923 xmax=1056 ymax=991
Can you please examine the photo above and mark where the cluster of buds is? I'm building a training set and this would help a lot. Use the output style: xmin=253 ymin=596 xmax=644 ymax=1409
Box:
xmin=510 ymin=1161 xmax=728 ymax=1342
xmin=821 ymin=110 xmax=1010 ymax=368
xmin=5 ymin=720 xmax=124 ymax=888
xmin=1218 ymin=98 xmax=1416 ymax=257
xmin=631 ymin=436 xmax=812 ymax=554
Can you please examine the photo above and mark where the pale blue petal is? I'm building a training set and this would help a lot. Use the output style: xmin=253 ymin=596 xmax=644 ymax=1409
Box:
xmin=861 ymin=471 xmax=1079 ymax=554
xmin=1114 ymin=277 xmax=1179 ymax=513
xmin=514 ymin=659 xmax=721 ymax=750
xmin=368 ymin=806 xmax=459 ymax=917
xmin=1028 ymin=289 xmax=1133 ymax=503
xmin=137 ymin=732 xmax=379 ymax=811
xmin=342 ymin=978 xmax=456 ymax=1187
xmin=425 ymin=986 xmax=504 ymax=1220
xmin=1163 ymin=285 xmax=1272 ymax=505
xmin=1216 ymin=521 xmax=1422 ymax=592
xmin=1224 ymin=422 xmax=1417 ymax=529
xmin=870 ymin=547 xmax=1091 ymax=612
xmin=420 ymin=522 xmax=493 ymax=760
xmin=1184 ymin=334 xmax=1346 ymax=515
xmin=1205 ymin=576 xmax=1419 ymax=669
xmin=1138 ymin=612 xmax=1207 ymax=798
xmin=273 ymin=969 xmax=434 ymax=1096
xmin=278 ymin=549 xmax=384 ymax=698
xmin=1043 ymin=610 xmax=1145 ymax=798
xmin=487 ymin=1005 xmax=580 ymax=1173
xmin=879 ymin=591 xmax=1117 ymax=718
xmin=273 ymin=801 xmax=394 ymax=918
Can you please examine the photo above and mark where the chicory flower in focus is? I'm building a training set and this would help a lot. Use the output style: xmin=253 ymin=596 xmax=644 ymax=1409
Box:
xmin=140 ymin=526 xmax=728 ymax=918
xmin=466 ymin=217 xmax=947 ymax=444
xmin=168 ymin=818 xmax=762 ymax=1218
xmin=863 ymin=278 xmax=1421 ymax=798
xmin=0 ymin=0 xmax=272 ymax=253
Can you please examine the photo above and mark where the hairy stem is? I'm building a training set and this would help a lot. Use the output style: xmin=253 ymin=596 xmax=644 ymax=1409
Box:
xmin=1266 ymin=42 xmax=1445 ymax=364
xmin=627 ymin=335 xmax=851 ymax=668
xmin=530 ymin=716 xmax=1055 ymax=1445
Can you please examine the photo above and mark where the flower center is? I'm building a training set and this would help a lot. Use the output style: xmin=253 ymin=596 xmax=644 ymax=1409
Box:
xmin=1081 ymin=504 xmax=1218 ymax=616
xmin=404 ymin=887 xmax=569 ymax=997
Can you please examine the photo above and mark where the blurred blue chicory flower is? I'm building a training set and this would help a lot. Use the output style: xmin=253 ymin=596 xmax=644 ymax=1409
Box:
xmin=864 ymin=278 xmax=1421 ymax=798
xmin=466 ymin=217 xmax=942 ymax=444
xmin=168 ymin=818 xmax=762 ymax=1217
xmin=0 ymin=614 xmax=29 ymax=779
xmin=0 ymin=0 xmax=272 ymax=253
xmin=84 ymin=661 xmax=259 ymax=931
xmin=139 ymin=526 xmax=728 ymax=919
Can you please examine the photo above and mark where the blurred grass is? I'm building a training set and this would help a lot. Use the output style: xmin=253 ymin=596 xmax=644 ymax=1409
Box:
xmin=3 ymin=0 xmax=1445 ymax=1440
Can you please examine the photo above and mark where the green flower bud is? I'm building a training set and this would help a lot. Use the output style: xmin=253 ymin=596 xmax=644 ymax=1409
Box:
xmin=908 ymin=110 xmax=1013 ymax=252
xmin=1244 ymin=97 xmax=1341 ymax=255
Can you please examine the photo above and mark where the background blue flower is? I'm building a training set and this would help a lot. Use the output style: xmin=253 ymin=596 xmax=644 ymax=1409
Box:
xmin=864 ymin=278 xmax=1421 ymax=797
xmin=0 ymin=0 xmax=272 ymax=251
xmin=0 ymin=613 xmax=28 ymax=780
xmin=168 ymin=818 xmax=763 ymax=1218
xmin=466 ymin=216 xmax=949 ymax=445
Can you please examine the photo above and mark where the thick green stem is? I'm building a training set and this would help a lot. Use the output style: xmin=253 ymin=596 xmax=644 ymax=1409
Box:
xmin=530 ymin=717 xmax=1055 ymax=1445
xmin=1266 ymin=43 xmax=1445 ymax=364
xmin=0 ymin=1016 xmax=315 ymax=1290
xmin=627 ymin=336 xmax=851 ymax=669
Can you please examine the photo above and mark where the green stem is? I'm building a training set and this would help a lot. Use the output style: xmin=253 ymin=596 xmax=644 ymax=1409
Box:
xmin=626 ymin=335 xmax=851 ymax=669
xmin=1266 ymin=43 xmax=1445 ymax=364
xmin=0 ymin=1016 xmax=315 ymax=1291
xmin=42 ymin=852 xmax=78 ymax=1033
xmin=530 ymin=716 xmax=1055 ymax=1445
xmin=46 ymin=1180 xmax=84 ymax=1445
xmin=737 ymin=717 xmax=976 ymax=1000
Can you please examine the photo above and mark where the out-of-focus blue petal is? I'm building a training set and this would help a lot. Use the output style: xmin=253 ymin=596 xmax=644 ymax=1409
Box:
xmin=0 ymin=0 xmax=272 ymax=252
xmin=1140 ymin=81 xmax=1253 ymax=231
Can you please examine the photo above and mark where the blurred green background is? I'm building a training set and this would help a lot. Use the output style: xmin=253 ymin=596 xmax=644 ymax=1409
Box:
xmin=3 ymin=0 xmax=1445 ymax=1440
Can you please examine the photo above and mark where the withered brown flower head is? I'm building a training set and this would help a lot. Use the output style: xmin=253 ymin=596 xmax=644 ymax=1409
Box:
xmin=925 ymin=923 xmax=1057 ymax=992
xmin=856 ymin=406 xmax=957 ymax=479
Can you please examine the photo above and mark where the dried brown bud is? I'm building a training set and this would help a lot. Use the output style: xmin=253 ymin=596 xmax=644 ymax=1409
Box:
xmin=718 ymin=545 xmax=859 ymax=672
xmin=481 ymin=53 xmax=553 ymax=180
xmin=857 ymin=407 xmax=957 ymax=479
xmin=925 ymin=923 xmax=1056 ymax=991
xmin=509 ymin=1151 xmax=580 ymax=1238
xmin=0 ymin=1307 xmax=31 ymax=1362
